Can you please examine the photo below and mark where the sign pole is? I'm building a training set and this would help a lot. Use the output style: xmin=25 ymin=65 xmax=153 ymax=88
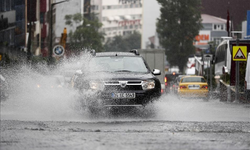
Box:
xmin=235 ymin=36 xmax=240 ymax=103
xmin=232 ymin=34 xmax=247 ymax=103
xmin=235 ymin=61 xmax=239 ymax=102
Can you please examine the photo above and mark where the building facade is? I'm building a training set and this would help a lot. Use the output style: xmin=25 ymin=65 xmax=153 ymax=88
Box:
xmin=0 ymin=0 xmax=48 ymax=62
xmin=54 ymin=0 xmax=84 ymax=44
xmin=194 ymin=14 xmax=228 ymax=51
xmin=0 ymin=0 xmax=16 ymax=51
xmin=101 ymin=0 xmax=143 ymax=42
xmin=54 ymin=0 xmax=143 ymax=44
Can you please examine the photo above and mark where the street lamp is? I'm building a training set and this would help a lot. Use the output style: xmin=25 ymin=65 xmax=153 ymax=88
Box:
xmin=48 ymin=0 xmax=69 ymax=65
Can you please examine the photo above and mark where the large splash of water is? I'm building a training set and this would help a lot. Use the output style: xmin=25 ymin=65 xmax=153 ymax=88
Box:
xmin=0 ymin=56 xmax=92 ymax=121
xmin=2 ymin=55 xmax=244 ymax=122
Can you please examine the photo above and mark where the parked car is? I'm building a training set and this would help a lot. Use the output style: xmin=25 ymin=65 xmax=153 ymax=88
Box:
xmin=178 ymin=75 xmax=209 ymax=100
xmin=71 ymin=50 xmax=162 ymax=113
xmin=165 ymin=72 xmax=182 ymax=94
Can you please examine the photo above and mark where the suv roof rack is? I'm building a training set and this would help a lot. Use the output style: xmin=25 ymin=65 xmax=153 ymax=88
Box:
xmin=129 ymin=49 xmax=140 ymax=55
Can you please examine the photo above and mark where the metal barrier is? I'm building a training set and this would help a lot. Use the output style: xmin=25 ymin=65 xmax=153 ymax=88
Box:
xmin=219 ymin=80 xmax=249 ymax=103
xmin=194 ymin=56 xmax=203 ymax=76
xmin=219 ymin=80 xmax=228 ymax=101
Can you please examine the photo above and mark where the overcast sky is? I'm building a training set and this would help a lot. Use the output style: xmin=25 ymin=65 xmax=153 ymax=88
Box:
xmin=141 ymin=0 xmax=161 ymax=49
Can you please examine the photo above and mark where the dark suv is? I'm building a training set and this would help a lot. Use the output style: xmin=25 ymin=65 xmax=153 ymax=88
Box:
xmin=71 ymin=50 xmax=162 ymax=110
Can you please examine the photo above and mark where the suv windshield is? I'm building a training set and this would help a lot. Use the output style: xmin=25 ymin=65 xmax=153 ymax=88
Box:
xmin=89 ymin=56 xmax=149 ymax=73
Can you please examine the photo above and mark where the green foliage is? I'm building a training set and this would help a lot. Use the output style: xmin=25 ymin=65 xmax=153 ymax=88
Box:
xmin=64 ymin=13 xmax=104 ymax=52
xmin=156 ymin=0 xmax=202 ymax=72
xmin=104 ymin=31 xmax=141 ymax=52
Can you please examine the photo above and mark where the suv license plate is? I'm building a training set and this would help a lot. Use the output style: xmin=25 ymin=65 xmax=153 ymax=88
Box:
xmin=111 ymin=93 xmax=136 ymax=99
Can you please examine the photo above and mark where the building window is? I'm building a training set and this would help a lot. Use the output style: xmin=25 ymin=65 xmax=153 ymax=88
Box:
xmin=213 ymin=24 xmax=225 ymax=31
xmin=6 ymin=0 xmax=10 ymax=11
xmin=91 ymin=5 xmax=99 ymax=10
xmin=212 ymin=37 xmax=223 ymax=45
xmin=40 ymin=13 xmax=45 ymax=24
xmin=0 ymin=0 xmax=5 ymax=11
xmin=11 ymin=0 xmax=14 ymax=10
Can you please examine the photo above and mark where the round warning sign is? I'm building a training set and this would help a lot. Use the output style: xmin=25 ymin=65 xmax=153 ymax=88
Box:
xmin=53 ymin=45 xmax=65 ymax=57
xmin=233 ymin=46 xmax=247 ymax=61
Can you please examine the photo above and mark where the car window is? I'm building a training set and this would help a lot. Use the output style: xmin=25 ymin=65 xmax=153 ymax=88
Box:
xmin=89 ymin=56 xmax=148 ymax=73
xmin=181 ymin=77 xmax=206 ymax=83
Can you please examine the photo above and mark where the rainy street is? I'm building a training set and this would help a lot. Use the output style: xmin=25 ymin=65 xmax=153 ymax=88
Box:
xmin=1 ymin=72 xmax=250 ymax=150
xmin=1 ymin=0 xmax=250 ymax=149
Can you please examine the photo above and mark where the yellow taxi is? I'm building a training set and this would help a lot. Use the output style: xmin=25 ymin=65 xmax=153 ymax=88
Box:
xmin=178 ymin=76 xmax=209 ymax=100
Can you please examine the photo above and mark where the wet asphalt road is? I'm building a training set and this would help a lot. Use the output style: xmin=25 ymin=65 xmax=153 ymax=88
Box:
xmin=1 ymin=94 xmax=250 ymax=150
xmin=1 ymin=119 xmax=250 ymax=150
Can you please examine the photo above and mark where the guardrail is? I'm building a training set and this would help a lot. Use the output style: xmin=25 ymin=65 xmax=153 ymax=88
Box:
xmin=219 ymin=80 xmax=248 ymax=103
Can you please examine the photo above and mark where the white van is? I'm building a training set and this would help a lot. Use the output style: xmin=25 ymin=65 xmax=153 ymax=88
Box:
xmin=245 ymin=53 xmax=250 ymax=100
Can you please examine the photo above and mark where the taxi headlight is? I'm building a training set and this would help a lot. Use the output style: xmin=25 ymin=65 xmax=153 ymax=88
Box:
xmin=89 ymin=81 xmax=104 ymax=90
xmin=142 ymin=80 xmax=155 ymax=90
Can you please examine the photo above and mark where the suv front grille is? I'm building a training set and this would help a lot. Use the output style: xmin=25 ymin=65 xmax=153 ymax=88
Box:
xmin=104 ymin=80 xmax=142 ymax=91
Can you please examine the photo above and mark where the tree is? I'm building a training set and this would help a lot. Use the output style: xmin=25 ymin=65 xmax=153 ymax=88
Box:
xmin=104 ymin=31 xmax=141 ymax=52
xmin=156 ymin=0 xmax=202 ymax=72
xmin=64 ymin=13 xmax=104 ymax=52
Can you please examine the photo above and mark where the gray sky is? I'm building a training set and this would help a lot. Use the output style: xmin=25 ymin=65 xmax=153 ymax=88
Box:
xmin=141 ymin=0 xmax=161 ymax=49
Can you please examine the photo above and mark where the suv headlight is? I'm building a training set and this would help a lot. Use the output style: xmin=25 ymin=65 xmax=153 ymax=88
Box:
xmin=142 ymin=80 xmax=155 ymax=90
xmin=89 ymin=81 xmax=104 ymax=90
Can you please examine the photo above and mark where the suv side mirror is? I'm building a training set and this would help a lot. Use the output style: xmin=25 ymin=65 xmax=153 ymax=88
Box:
xmin=153 ymin=69 xmax=161 ymax=75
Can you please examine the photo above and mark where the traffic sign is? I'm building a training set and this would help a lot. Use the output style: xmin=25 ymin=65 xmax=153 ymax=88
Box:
xmin=53 ymin=45 xmax=65 ymax=57
xmin=203 ymin=54 xmax=213 ymax=61
xmin=233 ymin=46 xmax=247 ymax=61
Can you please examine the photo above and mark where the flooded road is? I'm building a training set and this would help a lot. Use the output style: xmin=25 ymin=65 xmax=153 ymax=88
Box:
xmin=1 ymin=64 xmax=250 ymax=150
xmin=1 ymin=93 xmax=250 ymax=122
xmin=1 ymin=94 xmax=250 ymax=150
